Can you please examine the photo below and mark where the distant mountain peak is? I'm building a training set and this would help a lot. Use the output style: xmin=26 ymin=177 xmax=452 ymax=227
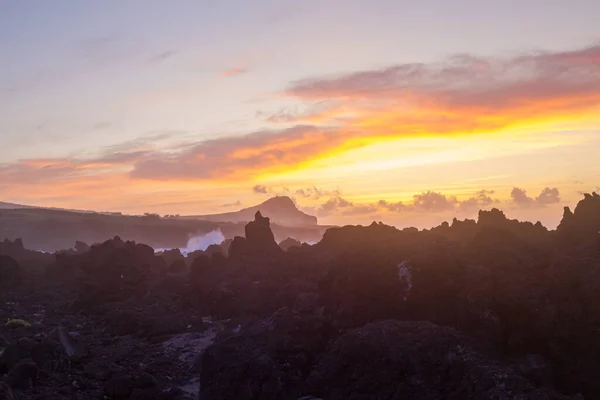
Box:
xmin=0 ymin=201 xmax=33 ymax=210
xmin=186 ymin=196 xmax=317 ymax=226
xmin=256 ymin=196 xmax=296 ymax=210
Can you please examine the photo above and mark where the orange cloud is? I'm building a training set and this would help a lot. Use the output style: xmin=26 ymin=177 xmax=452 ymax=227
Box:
xmin=283 ymin=44 xmax=600 ymax=133
xmin=0 ymin=151 xmax=148 ymax=184
xmin=130 ymin=125 xmax=365 ymax=181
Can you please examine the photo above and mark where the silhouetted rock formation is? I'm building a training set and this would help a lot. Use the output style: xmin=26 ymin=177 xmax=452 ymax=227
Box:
xmin=74 ymin=241 xmax=90 ymax=253
xmin=558 ymin=192 xmax=600 ymax=252
xmin=156 ymin=248 xmax=184 ymax=268
xmin=279 ymin=237 xmax=302 ymax=251
xmin=317 ymin=221 xmax=409 ymax=257
xmin=559 ymin=192 xmax=600 ymax=231
xmin=478 ymin=208 xmax=547 ymax=241
xmin=190 ymin=254 xmax=212 ymax=282
xmin=205 ymin=243 xmax=226 ymax=258
xmin=244 ymin=211 xmax=282 ymax=257
xmin=52 ymin=236 xmax=167 ymax=310
xmin=56 ymin=241 xmax=92 ymax=257
xmin=0 ymin=255 xmax=21 ymax=287
xmin=319 ymin=252 xmax=409 ymax=328
xmin=0 ymin=238 xmax=53 ymax=270
xmin=167 ymin=259 xmax=187 ymax=275
xmin=228 ymin=236 xmax=248 ymax=260
xmin=430 ymin=208 xmax=548 ymax=246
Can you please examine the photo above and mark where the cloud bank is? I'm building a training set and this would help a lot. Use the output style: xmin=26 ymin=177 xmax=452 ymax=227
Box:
xmin=511 ymin=187 xmax=561 ymax=207
xmin=317 ymin=188 xmax=558 ymax=218
xmin=2 ymin=44 xmax=598 ymax=186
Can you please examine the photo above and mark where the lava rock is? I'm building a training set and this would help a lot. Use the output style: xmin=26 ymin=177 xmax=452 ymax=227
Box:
xmin=279 ymin=237 xmax=302 ymax=251
xmin=244 ymin=212 xmax=281 ymax=257
xmin=307 ymin=320 xmax=571 ymax=400
xmin=6 ymin=358 xmax=38 ymax=390
xmin=228 ymin=236 xmax=248 ymax=260
xmin=0 ymin=255 xmax=21 ymax=287
xmin=0 ymin=338 xmax=36 ymax=373
xmin=199 ymin=308 xmax=332 ymax=400
xmin=0 ymin=383 xmax=17 ymax=400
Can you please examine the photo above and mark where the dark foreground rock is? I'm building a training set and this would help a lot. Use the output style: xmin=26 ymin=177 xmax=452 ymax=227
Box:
xmin=199 ymin=308 xmax=332 ymax=400
xmin=5 ymin=359 xmax=38 ymax=390
xmin=307 ymin=320 xmax=571 ymax=400
xmin=279 ymin=237 xmax=302 ymax=251
xmin=0 ymin=238 xmax=53 ymax=271
xmin=0 ymin=256 xmax=21 ymax=287
xmin=244 ymin=211 xmax=282 ymax=258
xmin=199 ymin=318 xmax=575 ymax=400
xmin=51 ymin=236 xmax=168 ymax=312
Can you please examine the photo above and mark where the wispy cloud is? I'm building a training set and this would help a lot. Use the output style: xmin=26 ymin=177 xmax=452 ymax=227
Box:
xmin=223 ymin=200 xmax=242 ymax=208
xmin=220 ymin=67 xmax=248 ymax=78
xmin=260 ymin=102 xmax=348 ymax=124
xmin=0 ymin=151 xmax=147 ymax=184
xmin=0 ymin=130 xmax=188 ymax=185
xmin=147 ymin=50 xmax=177 ymax=64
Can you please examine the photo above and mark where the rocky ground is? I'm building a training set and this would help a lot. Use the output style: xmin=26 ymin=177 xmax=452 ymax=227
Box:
xmin=1 ymin=193 xmax=600 ymax=399
xmin=0 ymin=274 xmax=237 ymax=400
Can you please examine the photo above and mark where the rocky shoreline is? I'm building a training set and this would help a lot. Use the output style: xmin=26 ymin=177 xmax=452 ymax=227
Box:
xmin=1 ymin=193 xmax=599 ymax=399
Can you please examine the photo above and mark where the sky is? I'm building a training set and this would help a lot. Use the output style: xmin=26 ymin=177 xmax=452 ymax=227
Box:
xmin=1 ymin=0 xmax=599 ymax=228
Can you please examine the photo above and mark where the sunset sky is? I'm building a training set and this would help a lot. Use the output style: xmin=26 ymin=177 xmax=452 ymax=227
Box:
xmin=1 ymin=0 xmax=599 ymax=228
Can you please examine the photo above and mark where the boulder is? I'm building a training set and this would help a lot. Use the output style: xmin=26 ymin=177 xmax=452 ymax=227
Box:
xmin=199 ymin=308 xmax=332 ymax=400
xmin=74 ymin=240 xmax=90 ymax=253
xmin=104 ymin=372 xmax=156 ymax=400
xmin=0 ymin=383 xmax=16 ymax=400
xmin=279 ymin=237 xmax=302 ymax=251
xmin=5 ymin=358 xmax=38 ymax=390
xmin=306 ymin=320 xmax=571 ymax=400
xmin=205 ymin=244 xmax=225 ymax=258
xmin=0 ymin=338 xmax=36 ymax=373
xmin=158 ymin=248 xmax=185 ymax=268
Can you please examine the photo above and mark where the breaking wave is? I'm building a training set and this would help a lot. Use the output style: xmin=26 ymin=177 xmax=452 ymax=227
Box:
xmin=154 ymin=229 xmax=225 ymax=256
